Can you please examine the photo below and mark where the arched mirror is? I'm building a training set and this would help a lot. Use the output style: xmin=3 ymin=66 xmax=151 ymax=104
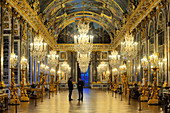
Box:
xmin=148 ymin=21 xmax=154 ymax=85
xmin=157 ymin=12 xmax=165 ymax=86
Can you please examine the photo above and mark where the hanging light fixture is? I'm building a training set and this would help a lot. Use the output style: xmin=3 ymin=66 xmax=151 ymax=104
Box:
xmin=109 ymin=0 xmax=120 ymax=68
xmin=120 ymin=0 xmax=138 ymax=61
xmin=149 ymin=53 xmax=159 ymax=68
xmin=141 ymin=56 xmax=148 ymax=69
xmin=77 ymin=52 xmax=91 ymax=73
xmin=112 ymin=68 xmax=119 ymax=75
xmin=20 ymin=56 xmax=27 ymax=69
xmin=74 ymin=0 xmax=93 ymax=54
xmin=119 ymin=63 xmax=127 ymax=73
xmin=109 ymin=49 xmax=120 ymax=68
xmin=50 ymin=68 xmax=55 ymax=75
xmin=10 ymin=53 xmax=18 ymax=68
xmin=97 ymin=55 xmax=108 ymax=74
xmin=30 ymin=33 xmax=47 ymax=62
xmin=61 ymin=61 xmax=70 ymax=73
xmin=121 ymin=34 xmax=138 ymax=60
xmin=74 ymin=0 xmax=93 ymax=73
xmin=47 ymin=50 xmax=59 ymax=68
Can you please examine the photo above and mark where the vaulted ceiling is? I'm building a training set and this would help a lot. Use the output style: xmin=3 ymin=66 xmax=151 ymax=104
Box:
xmin=28 ymin=0 xmax=128 ymax=44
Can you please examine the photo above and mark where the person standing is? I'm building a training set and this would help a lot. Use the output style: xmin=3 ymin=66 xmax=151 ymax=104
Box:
xmin=68 ymin=77 xmax=73 ymax=101
xmin=77 ymin=78 xmax=84 ymax=101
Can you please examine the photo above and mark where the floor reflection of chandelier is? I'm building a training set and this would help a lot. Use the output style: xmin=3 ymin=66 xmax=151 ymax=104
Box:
xmin=109 ymin=50 xmax=120 ymax=68
xmin=47 ymin=50 xmax=59 ymax=68
xmin=121 ymin=34 xmax=138 ymax=60
xmin=30 ymin=34 xmax=47 ymax=62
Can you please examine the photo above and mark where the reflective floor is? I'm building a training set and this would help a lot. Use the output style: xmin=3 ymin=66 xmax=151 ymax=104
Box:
xmin=3 ymin=88 xmax=164 ymax=113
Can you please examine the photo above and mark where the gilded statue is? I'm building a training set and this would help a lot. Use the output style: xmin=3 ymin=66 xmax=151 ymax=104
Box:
xmin=33 ymin=0 xmax=40 ymax=14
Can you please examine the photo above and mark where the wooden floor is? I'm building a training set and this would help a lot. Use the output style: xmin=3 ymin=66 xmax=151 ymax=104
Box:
xmin=3 ymin=88 xmax=164 ymax=113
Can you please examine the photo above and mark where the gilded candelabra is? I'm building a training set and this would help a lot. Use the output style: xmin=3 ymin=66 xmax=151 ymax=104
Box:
xmin=37 ymin=72 xmax=44 ymax=89
xmin=119 ymin=64 xmax=127 ymax=96
xmin=121 ymin=73 xmax=127 ymax=96
xmin=40 ymin=64 xmax=48 ymax=94
xmin=112 ymin=68 xmax=119 ymax=92
xmin=148 ymin=53 xmax=160 ymax=105
xmin=19 ymin=56 xmax=29 ymax=102
xmin=148 ymin=67 xmax=160 ymax=105
xmin=9 ymin=53 xmax=20 ymax=105
xmin=108 ymin=75 xmax=112 ymax=90
xmin=139 ymin=56 xmax=149 ymax=101
xmin=50 ymin=68 xmax=56 ymax=92
xmin=9 ymin=67 xmax=20 ymax=104
xmin=113 ymin=75 xmax=118 ymax=92
xmin=140 ymin=69 xmax=149 ymax=101
xmin=20 ymin=69 xmax=29 ymax=102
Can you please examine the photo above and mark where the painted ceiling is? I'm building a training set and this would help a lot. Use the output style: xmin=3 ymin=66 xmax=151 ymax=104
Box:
xmin=27 ymin=0 xmax=128 ymax=44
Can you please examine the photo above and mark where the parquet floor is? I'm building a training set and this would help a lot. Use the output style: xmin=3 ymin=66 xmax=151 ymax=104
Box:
xmin=3 ymin=88 xmax=164 ymax=113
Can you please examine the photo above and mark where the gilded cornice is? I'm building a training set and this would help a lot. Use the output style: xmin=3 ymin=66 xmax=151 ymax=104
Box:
xmin=55 ymin=44 xmax=113 ymax=51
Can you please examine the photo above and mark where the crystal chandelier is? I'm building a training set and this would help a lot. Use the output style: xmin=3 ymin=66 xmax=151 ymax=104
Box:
xmin=141 ymin=56 xmax=148 ymax=69
xmin=47 ymin=50 xmax=59 ymax=68
xmin=40 ymin=63 xmax=45 ymax=73
xmin=149 ymin=53 xmax=159 ymax=68
xmin=109 ymin=2 xmax=121 ymax=69
xmin=77 ymin=52 xmax=90 ymax=65
xmin=109 ymin=50 xmax=120 ymax=68
xmin=97 ymin=61 xmax=108 ymax=74
xmin=10 ymin=53 xmax=18 ymax=68
xmin=30 ymin=34 xmax=47 ymax=62
xmin=74 ymin=0 xmax=93 ymax=54
xmin=121 ymin=34 xmax=138 ymax=60
xmin=74 ymin=33 xmax=93 ymax=54
xmin=50 ymin=68 xmax=55 ymax=75
xmin=20 ymin=56 xmax=27 ymax=69
xmin=45 ymin=65 xmax=49 ymax=75
xmin=119 ymin=63 xmax=127 ymax=73
xmin=79 ymin=63 xmax=89 ymax=73
xmin=61 ymin=61 xmax=70 ymax=73
xmin=77 ymin=21 xmax=89 ymax=35
xmin=77 ymin=52 xmax=90 ymax=73
xmin=112 ymin=68 xmax=119 ymax=75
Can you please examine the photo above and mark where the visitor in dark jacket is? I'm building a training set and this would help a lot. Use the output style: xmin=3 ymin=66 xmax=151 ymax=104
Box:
xmin=68 ymin=77 xmax=73 ymax=101
xmin=77 ymin=78 xmax=84 ymax=101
